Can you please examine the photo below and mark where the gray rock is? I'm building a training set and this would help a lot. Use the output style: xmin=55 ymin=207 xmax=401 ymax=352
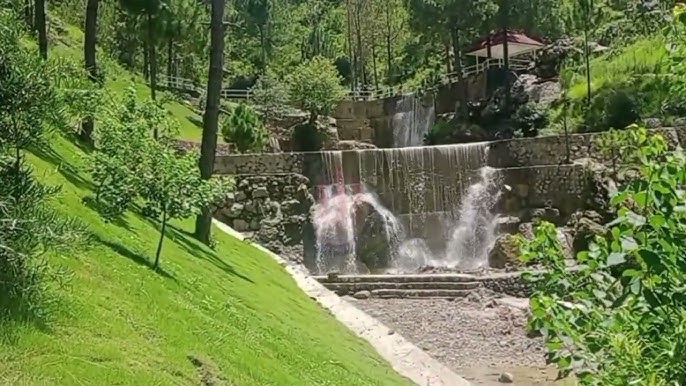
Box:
xmin=498 ymin=372 xmax=514 ymax=383
xmin=238 ymin=179 xmax=249 ymax=189
xmin=229 ymin=203 xmax=244 ymax=218
xmin=253 ymin=186 xmax=269 ymax=198
xmin=488 ymin=234 xmax=520 ymax=269
xmin=233 ymin=219 xmax=249 ymax=232
xmin=529 ymin=207 xmax=560 ymax=224
xmin=234 ymin=191 xmax=248 ymax=202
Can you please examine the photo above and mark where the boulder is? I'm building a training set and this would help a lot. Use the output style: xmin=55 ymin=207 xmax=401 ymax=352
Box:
xmin=529 ymin=207 xmax=561 ymax=225
xmin=488 ymin=234 xmax=521 ymax=268
xmin=568 ymin=211 xmax=607 ymax=252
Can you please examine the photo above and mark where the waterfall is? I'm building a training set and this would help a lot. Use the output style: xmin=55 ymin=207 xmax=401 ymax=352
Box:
xmin=311 ymin=142 xmax=501 ymax=274
xmin=443 ymin=166 xmax=502 ymax=270
xmin=391 ymin=94 xmax=435 ymax=148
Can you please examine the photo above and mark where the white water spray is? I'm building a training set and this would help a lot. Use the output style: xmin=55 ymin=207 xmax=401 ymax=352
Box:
xmin=311 ymin=144 xmax=502 ymax=274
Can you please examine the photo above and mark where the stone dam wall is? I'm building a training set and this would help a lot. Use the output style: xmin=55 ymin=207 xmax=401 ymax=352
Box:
xmin=212 ymin=127 xmax=686 ymax=267
xmin=215 ymin=127 xmax=686 ymax=177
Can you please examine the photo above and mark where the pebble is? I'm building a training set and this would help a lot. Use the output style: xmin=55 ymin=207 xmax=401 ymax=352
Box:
xmin=354 ymin=295 xmax=547 ymax=373
xmin=499 ymin=372 xmax=515 ymax=383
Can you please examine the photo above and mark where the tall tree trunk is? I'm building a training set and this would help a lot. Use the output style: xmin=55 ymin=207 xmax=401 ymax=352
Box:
xmin=451 ymin=27 xmax=468 ymax=117
xmin=346 ymin=0 xmax=356 ymax=90
xmin=147 ymin=13 xmax=158 ymax=139
xmin=153 ymin=208 xmax=167 ymax=270
xmin=167 ymin=38 xmax=174 ymax=77
xmin=35 ymin=0 xmax=47 ymax=59
xmin=194 ymin=0 xmax=226 ymax=244
xmin=499 ymin=0 xmax=511 ymax=110
xmin=24 ymin=0 xmax=33 ymax=29
xmin=80 ymin=0 xmax=99 ymax=144
xmin=371 ymin=43 xmax=379 ymax=90
xmin=354 ymin=4 xmax=364 ymax=87
xmin=143 ymin=38 xmax=150 ymax=80
xmin=148 ymin=14 xmax=158 ymax=102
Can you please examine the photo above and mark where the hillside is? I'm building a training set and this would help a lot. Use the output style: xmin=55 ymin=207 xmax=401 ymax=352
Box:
xmin=0 ymin=17 xmax=409 ymax=386
xmin=0 ymin=134 xmax=409 ymax=386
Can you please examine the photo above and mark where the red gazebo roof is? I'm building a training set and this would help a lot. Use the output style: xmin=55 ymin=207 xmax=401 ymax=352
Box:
xmin=467 ymin=29 xmax=544 ymax=58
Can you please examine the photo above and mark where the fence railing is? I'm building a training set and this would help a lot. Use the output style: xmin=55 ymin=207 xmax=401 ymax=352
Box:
xmin=159 ymin=56 xmax=534 ymax=103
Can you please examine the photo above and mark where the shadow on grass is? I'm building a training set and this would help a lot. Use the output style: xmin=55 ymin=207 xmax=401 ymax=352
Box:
xmin=166 ymin=224 xmax=254 ymax=283
xmin=0 ymin=297 xmax=54 ymax=345
xmin=186 ymin=115 xmax=203 ymax=128
xmin=95 ymin=236 xmax=177 ymax=281
xmin=30 ymin=143 xmax=93 ymax=191
xmin=81 ymin=196 xmax=135 ymax=232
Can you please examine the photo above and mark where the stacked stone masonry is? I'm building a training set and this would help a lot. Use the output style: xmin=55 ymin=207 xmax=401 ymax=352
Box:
xmin=215 ymin=127 xmax=686 ymax=176
xmin=214 ymin=174 xmax=315 ymax=260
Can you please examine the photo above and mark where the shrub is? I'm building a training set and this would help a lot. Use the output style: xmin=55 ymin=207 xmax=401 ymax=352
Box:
xmin=88 ymin=89 xmax=230 ymax=270
xmin=250 ymin=69 xmax=290 ymax=121
xmin=287 ymin=56 xmax=346 ymax=123
xmin=520 ymin=125 xmax=686 ymax=384
xmin=0 ymin=8 xmax=87 ymax=322
xmin=221 ymin=103 xmax=268 ymax=153
xmin=581 ymin=85 xmax=640 ymax=132
xmin=512 ymin=102 xmax=549 ymax=138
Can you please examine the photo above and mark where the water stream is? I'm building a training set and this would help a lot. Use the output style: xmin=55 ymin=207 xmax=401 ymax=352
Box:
xmin=311 ymin=143 xmax=502 ymax=274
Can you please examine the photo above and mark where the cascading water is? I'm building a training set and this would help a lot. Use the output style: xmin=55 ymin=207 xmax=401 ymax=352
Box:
xmin=311 ymin=143 xmax=503 ymax=274
xmin=391 ymin=93 xmax=435 ymax=148
xmin=441 ymin=166 xmax=501 ymax=270
xmin=312 ymin=183 xmax=405 ymax=275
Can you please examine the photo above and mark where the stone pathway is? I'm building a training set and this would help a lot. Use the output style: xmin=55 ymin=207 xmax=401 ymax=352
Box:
xmin=350 ymin=291 xmax=562 ymax=385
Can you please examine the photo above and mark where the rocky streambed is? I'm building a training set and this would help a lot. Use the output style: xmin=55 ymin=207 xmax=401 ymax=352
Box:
xmin=349 ymin=289 xmax=565 ymax=385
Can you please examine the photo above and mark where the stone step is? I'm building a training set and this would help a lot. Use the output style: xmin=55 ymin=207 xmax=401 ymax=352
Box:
xmin=314 ymin=273 xmax=484 ymax=284
xmin=370 ymin=289 xmax=471 ymax=299
xmin=324 ymin=281 xmax=480 ymax=293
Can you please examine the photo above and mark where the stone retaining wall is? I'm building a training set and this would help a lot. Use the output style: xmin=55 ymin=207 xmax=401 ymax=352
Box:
xmin=214 ymin=127 xmax=686 ymax=177
xmin=214 ymin=174 xmax=315 ymax=260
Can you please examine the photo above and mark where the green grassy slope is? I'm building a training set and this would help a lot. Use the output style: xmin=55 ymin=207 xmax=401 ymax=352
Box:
xmin=0 ymin=134 xmax=409 ymax=385
xmin=52 ymin=22 xmax=206 ymax=141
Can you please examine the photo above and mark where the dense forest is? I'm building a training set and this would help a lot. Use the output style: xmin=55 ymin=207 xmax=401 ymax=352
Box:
xmin=44 ymin=0 xmax=671 ymax=91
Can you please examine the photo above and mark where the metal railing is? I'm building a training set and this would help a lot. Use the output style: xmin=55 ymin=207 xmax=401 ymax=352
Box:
xmin=159 ymin=56 xmax=533 ymax=103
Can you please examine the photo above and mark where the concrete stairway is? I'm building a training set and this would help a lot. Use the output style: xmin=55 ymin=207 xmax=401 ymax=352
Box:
xmin=313 ymin=273 xmax=485 ymax=299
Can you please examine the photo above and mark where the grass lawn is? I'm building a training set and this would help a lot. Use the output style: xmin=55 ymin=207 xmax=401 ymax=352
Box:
xmin=0 ymin=133 xmax=410 ymax=385
xmin=51 ymin=22 xmax=208 ymax=142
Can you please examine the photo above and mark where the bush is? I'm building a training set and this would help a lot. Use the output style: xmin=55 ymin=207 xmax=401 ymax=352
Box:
xmin=88 ymin=89 xmax=230 ymax=270
xmin=250 ymin=69 xmax=290 ymax=121
xmin=581 ymin=85 xmax=640 ymax=132
xmin=287 ymin=56 xmax=346 ymax=122
xmin=520 ymin=125 xmax=686 ymax=384
xmin=0 ymin=8 xmax=87 ymax=322
xmin=221 ymin=103 xmax=268 ymax=153
xmin=512 ymin=102 xmax=549 ymax=138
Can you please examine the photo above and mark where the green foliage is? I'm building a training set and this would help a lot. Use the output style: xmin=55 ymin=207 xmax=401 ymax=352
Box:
xmin=0 ymin=14 xmax=65 ymax=152
xmin=88 ymin=86 xmax=159 ymax=218
xmin=581 ymin=85 xmax=640 ymax=132
xmin=88 ymin=86 xmax=229 ymax=269
xmin=139 ymin=142 xmax=229 ymax=269
xmin=221 ymin=103 xmax=268 ymax=153
xmin=287 ymin=56 xmax=346 ymax=121
xmin=250 ymin=69 xmax=291 ymax=121
xmin=520 ymin=125 xmax=686 ymax=384
xmin=512 ymin=102 xmax=549 ymax=138
xmin=0 ymin=9 xmax=87 ymax=322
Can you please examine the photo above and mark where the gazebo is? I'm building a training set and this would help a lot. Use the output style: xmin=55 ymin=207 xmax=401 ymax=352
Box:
xmin=466 ymin=28 xmax=545 ymax=72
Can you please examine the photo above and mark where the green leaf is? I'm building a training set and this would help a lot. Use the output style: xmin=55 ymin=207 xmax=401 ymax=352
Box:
xmin=606 ymin=252 xmax=626 ymax=267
